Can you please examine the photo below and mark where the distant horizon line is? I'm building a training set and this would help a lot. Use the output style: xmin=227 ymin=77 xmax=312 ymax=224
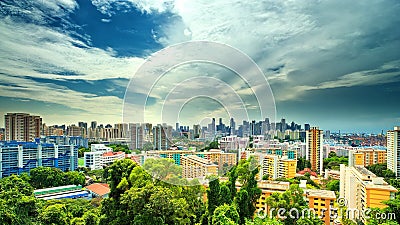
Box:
xmin=1 ymin=112 xmax=398 ymax=135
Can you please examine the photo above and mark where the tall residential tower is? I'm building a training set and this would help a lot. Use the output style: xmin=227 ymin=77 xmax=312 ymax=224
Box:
xmin=4 ymin=113 xmax=42 ymax=142
xmin=387 ymin=126 xmax=400 ymax=177
xmin=306 ymin=127 xmax=323 ymax=174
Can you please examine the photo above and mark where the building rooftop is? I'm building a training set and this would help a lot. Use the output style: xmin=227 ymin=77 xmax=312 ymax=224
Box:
xmin=85 ymin=183 xmax=110 ymax=196
xmin=183 ymin=155 xmax=216 ymax=165
xmin=304 ymin=189 xmax=336 ymax=199
xmin=353 ymin=166 xmax=377 ymax=178
xmin=147 ymin=150 xmax=195 ymax=154
xmin=102 ymin=151 xmax=124 ymax=157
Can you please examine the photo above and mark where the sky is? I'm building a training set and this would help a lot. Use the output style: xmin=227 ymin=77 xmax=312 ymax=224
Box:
xmin=0 ymin=0 xmax=400 ymax=133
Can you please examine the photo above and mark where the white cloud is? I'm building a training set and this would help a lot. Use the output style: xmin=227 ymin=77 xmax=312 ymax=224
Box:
xmin=275 ymin=60 xmax=400 ymax=101
xmin=0 ymin=18 xmax=144 ymax=81
xmin=0 ymin=75 xmax=122 ymax=116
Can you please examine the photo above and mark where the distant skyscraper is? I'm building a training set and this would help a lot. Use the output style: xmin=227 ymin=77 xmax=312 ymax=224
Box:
xmin=129 ymin=123 xmax=144 ymax=150
xmin=230 ymin=118 xmax=236 ymax=135
xmin=263 ymin=118 xmax=270 ymax=134
xmin=78 ymin=122 xmax=87 ymax=129
xmin=242 ymin=120 xmax=250 ymax=137
xmin=67 ymin=125 xmax=83 ymax=137
xmin=176 ymin=122 xmax=179 ymax=132
xmin=78 ymin=122 xmax=88 ymax=137
xmin=281 ymin=118 xmax=286 ymax=132
xmin=193 ymin=124 xmax=201 ymax=138
xmin=4 ymin=113 xmax=42 ymax=142
xmin=306 ymin=127 xmax=323 ymax=174
xmin=304 ymin=124 xmax=311 ymax=131
xmin=153 ymin=124 xmax=172 ymax=150
xmin=91 ymin=121 xmax=97 ymax=130
xmin=250 ymin=120 xmax=256 ymax=136
xmin=211 ymin=118 xmax=216 ymax=134
xmin=387 ymin=126 xmax=400 ymax=177
xmin=290 ymin=121 xmax=296 ymax=131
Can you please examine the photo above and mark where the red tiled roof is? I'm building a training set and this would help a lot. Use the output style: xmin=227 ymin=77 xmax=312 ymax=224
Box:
xmin=297 ymin=168 xmax=318 ymax=177
xmin=86 ymin=183 xmax=110 ymax=196
xmin=99 ymin=183 xmax=109 ymax=188
xmin=102 ymin=151 xmax=124 ymax=157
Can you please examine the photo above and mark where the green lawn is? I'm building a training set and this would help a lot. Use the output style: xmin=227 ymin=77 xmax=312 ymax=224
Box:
xmin=78 ymin=158 xmax=84 ymax=167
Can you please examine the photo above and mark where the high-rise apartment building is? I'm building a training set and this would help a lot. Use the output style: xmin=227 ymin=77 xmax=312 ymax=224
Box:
xmin=387 ymin=126 xmax=400 ymax=177
xmin=4 ymin=113 xmax=42 ymax=142
xmin=0 ymin=128 xmax=4 ymax=141
xmin=280 ymin=118 xmax=286 ymax=132
xmin=67 ymin=124 xmax=83 ymax=137
xmin=78 ymin=122 xmax=88 ymax=137
xmin=90 ymin=121 xmax=97 ymax=130
xmin=261 ymin=155 xmax=297 ymax=179
xmin=348 ymin=148 xmax=387 ymax=167
xmin=129 ymin=123 xmax=144 ymax=150
xmin=193 ymin=124 xmax=201 ymax=138
xmin=340 ymin=165 xmax=397 ymax=223
xmin=306 ymin=127 xmax=323 ymax=174
xmin=153 ymin=124 xmax=172 ymax=150
xmin=0 ymin=141 xmax=77 ymax=178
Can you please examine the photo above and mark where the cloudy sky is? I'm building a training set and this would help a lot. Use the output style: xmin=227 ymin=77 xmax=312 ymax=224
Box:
xmin=0 ymin=0 xmax=399 ymax=133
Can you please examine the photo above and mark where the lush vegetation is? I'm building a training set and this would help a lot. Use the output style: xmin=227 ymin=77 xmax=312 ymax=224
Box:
xmin=200 ymin=140 xmax=219 ymax=151
xmin=275 ymin=173 xmax=320 ymax=189
xmin=78 ymin=147 xmax=90 ymax=158
xmin=366 ymin=163 xmax=396 ymax=181
xmin=29 ymin=167 xmax=85 ymax=189
xmin=108 ymin=144 xmax=131 ymax=154
xmin=325 ymin=179 xmax=340 ymax=192
xmin=296 ymin=157 xmax=311 ymax=171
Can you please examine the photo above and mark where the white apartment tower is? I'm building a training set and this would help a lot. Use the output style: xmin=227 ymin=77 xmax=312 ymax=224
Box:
xmin=387 ymin=126 xmax=400 ymax=177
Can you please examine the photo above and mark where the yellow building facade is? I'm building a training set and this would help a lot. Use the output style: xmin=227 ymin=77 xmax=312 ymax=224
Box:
xmin=261 ymin=155 xmax=297 ymax=180
xmin=349 ymin=149 xmax=387 ymax=167
xmin=181 ymin=155 xmax=218 ymax=179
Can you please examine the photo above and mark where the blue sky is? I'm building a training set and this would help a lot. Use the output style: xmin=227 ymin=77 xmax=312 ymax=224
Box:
xmin=0 ymin=0 xmax=400 ymax=133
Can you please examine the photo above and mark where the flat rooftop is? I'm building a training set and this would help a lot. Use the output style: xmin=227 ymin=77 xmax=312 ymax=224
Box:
xmin=304 ymin=189 xmax=336 ymax=199
xmin=354 ymin=165 xmax=376 ymax=177
xmin=183 ymin=155 xmax=215 ymax=165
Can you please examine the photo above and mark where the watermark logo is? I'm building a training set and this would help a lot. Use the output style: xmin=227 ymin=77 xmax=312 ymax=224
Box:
xmin=336 ymin=197 xmax=347 ymax=207
xmin=123 ymin=41 xmax=276 ymax=185
xmin=256 ymin=197 xmax=395 ymax=223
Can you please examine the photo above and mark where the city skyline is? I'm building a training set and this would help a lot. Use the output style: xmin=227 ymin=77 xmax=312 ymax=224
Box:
xmin=1 ymin=1 xmax=400 ymax=133
xmin=0 ymin=112 xmax=397 ymax=135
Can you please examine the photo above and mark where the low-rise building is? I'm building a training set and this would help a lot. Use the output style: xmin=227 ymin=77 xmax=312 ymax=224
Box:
xmin=101 ymin=151 xmax=125 ymax=166
xmin=34 ymin=185 xmax=88 ymax=200
xmin=85 ymin=183 xmax=110 ymax=198
xmin=84 ymin=144 xmax=113 ymax=170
